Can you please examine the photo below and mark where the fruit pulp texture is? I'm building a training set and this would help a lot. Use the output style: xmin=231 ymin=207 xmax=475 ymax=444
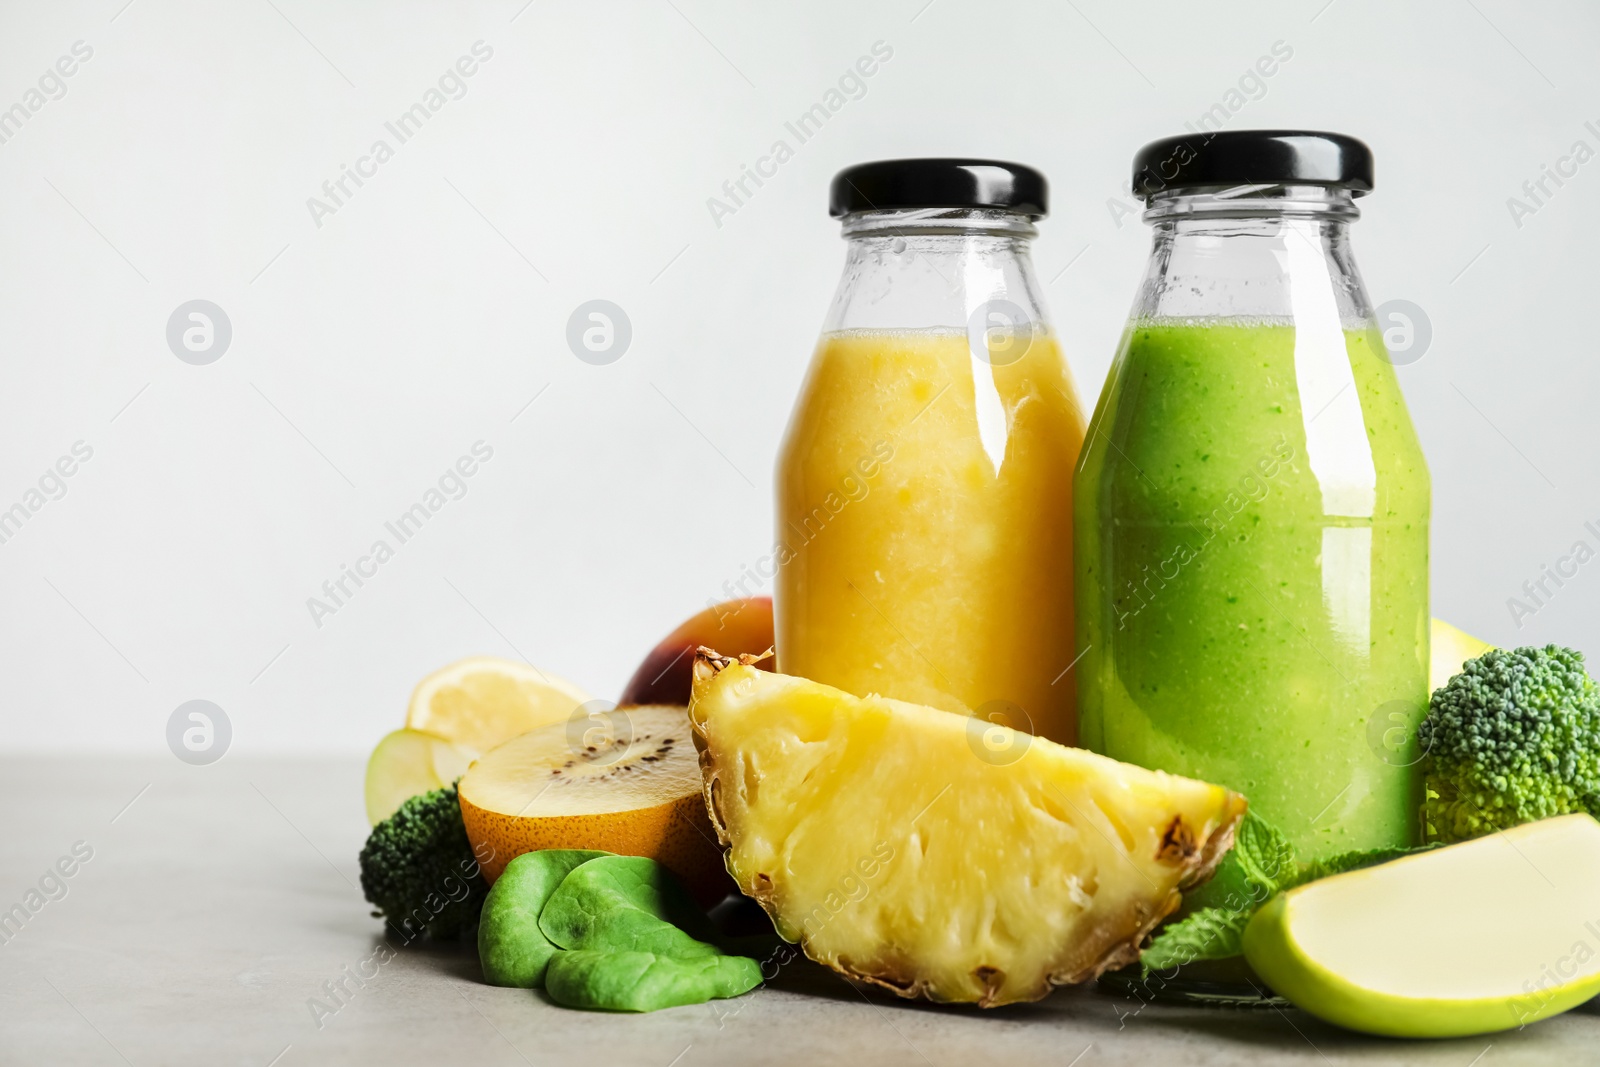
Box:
xmin=777 ymin=329 xmax=1086 ymax=744
xmin=1075 ymin=321 xmax=1430 ymax=861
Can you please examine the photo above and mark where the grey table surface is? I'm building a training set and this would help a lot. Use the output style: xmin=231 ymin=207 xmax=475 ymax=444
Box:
xmin=1 ymin=755 xmax=1594 ymax=1067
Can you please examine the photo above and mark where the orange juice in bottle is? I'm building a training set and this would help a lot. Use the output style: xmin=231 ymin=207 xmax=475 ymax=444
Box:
xmin=776 ymin=159 xmax=1087 ymax=744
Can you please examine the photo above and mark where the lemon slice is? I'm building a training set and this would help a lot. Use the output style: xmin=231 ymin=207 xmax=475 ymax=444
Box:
xmin=405 ymin=656 xmax=591 ymax=754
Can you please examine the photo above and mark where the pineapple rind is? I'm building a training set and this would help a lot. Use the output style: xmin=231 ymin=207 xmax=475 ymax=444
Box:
xmin=689 ymin=650 xmax=1245 ymax=1007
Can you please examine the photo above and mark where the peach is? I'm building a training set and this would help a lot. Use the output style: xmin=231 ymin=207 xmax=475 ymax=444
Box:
xmin=620 ymin=596 xmax=774 ymax=706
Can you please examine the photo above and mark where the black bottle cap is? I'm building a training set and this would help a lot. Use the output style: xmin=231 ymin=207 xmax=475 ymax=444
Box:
xmin=1131 ymin=130 xmax=1374 ymax=199
xmin=829 ymin=158 xmax=1048 ymax=218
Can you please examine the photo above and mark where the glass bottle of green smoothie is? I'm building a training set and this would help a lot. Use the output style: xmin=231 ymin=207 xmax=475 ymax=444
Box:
xmin=1076 ymin=132 xmax=1429 ymax=892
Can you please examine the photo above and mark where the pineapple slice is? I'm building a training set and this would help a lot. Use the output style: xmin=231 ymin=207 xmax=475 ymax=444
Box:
xmin=688 ymin=650 xmax=1246 ymax=1006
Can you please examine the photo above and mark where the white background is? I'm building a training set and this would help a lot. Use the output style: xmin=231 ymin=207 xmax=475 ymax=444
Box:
xmin=1 ymin=0 xmax=1595 ymax=754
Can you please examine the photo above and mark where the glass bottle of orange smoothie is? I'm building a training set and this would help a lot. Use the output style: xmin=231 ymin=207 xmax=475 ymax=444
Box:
xmin=776 ymin=159 xmax=1087 ymax=744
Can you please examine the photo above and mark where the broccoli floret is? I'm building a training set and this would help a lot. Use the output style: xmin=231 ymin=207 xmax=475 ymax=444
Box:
xmin=358 ymin=785 xmax=487 ymax=942
xmin=1418 ymin=645 xmax=1600 ymax=844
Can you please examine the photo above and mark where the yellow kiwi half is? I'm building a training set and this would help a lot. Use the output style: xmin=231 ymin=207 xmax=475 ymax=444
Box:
xmin=457 ymin=704 xmax=728 ymax=905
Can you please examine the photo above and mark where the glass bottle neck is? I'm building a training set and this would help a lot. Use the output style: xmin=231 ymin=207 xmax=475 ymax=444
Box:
xmin=1143 ymin=183 xmax=1361 ymax=224
xmin=824 ymin=209 xmax=1048 ymax=334
xmin=838 ymin=207 xmax=1039 ymax=239
xmin=1133 ymin=186 xmax=1374 ymax=325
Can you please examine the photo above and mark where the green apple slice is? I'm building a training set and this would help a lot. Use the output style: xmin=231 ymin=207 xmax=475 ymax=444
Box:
xmin=1429 ymin=618 xmax=1492 ymax=693
xmin=364 ymin=728 xmax=476 ymax=825
xmin=1244 ymin=814 xmax=1600 ymax=1037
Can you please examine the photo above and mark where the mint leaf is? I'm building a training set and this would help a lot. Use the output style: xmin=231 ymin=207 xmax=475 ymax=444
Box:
xmin=1138 ymin=813 xmax=1440 ymax=973
xmin=1140 ymin=907 xmax=1252 ymax=974
xmin=1288 ymin=843 xmax=1440 ymax=889
xmin=1230 ymin=811 xmax=1297 ymax=896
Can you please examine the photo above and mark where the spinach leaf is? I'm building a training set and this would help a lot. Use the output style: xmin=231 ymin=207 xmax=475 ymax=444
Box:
xmin=478 ymin=849 xmax=609 ymax=988
xmin=545 ymin=950 xmax=763 ymax=1012
xmin=479 ymin=851 xmax=766 ymax=1013
xmin=539 ymin=855 xmax=721 ymax=959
